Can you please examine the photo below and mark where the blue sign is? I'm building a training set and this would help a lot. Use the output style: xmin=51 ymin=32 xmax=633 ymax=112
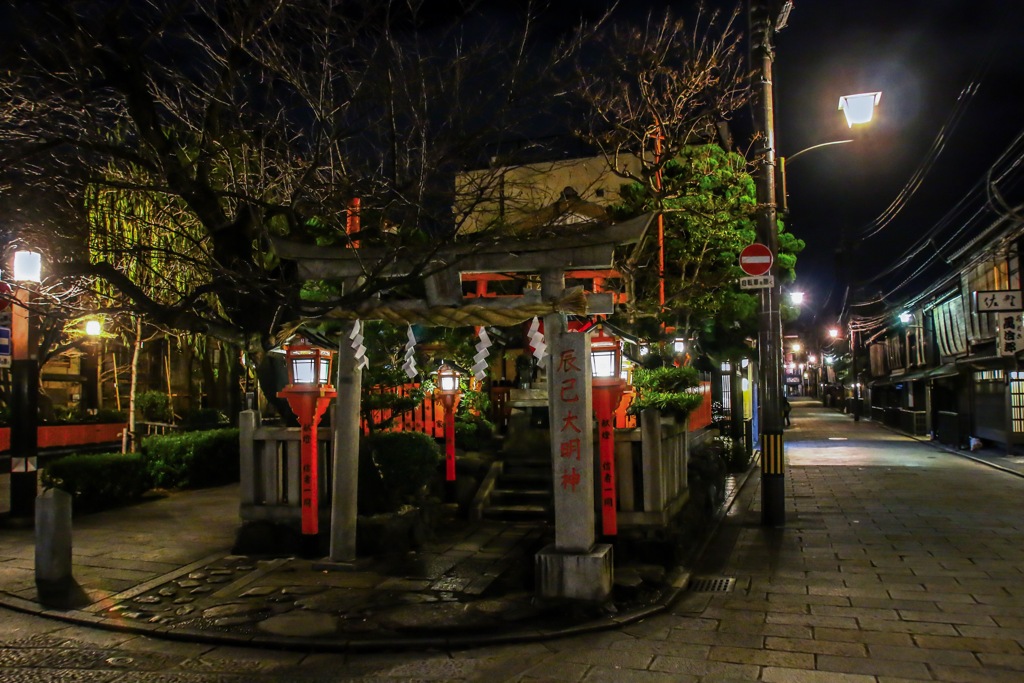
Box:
xmin=0 ymin=326 xmax=9 ymax=368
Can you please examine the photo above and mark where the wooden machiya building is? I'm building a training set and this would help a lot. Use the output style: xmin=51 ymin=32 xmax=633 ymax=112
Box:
xmin=864 ymin=213 xmax=1024 ymax=452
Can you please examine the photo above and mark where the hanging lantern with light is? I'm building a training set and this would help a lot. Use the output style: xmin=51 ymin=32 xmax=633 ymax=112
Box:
xmin=277 ymin=337 xmax=337 ymax=536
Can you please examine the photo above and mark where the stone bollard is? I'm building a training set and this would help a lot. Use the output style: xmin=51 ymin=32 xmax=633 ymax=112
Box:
xmin=35 ymin=488 xmax=73 ymax=593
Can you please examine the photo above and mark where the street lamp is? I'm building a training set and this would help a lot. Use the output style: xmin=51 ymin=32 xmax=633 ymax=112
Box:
xmin=276 ymin=337 xmax=337 ymax=536
xmin=788 ymin=291 xmax=804 ymax=305
xmin=839 ymin=92 xmax=883 ymax=127
xmin=434 ymin=362 xmax=462 ymax=482
xmin=828 ymin=327 xmax=840 ymax=340
xmin=84 ymin=319 xmax=102 ymax=337
xmin=9 ymin=249 xmax=42 ymax=519
xmin=590 ymin=327 xmax=623 ymax=537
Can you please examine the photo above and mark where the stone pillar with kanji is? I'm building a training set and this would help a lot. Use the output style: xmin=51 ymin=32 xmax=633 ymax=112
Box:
xmin=535 ymin=270 xmax=613 ymax=601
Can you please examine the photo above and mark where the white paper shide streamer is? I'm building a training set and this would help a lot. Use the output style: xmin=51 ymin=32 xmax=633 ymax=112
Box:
xmin=349 ymin=320 xmax=369 ymax=370
xmin=527 ymin=316 xmax=546 ymax=361
xmin=402 ymin=325 xmax=418 ymax=379
xmin=473 ymin=328 xmax=492 ymax=381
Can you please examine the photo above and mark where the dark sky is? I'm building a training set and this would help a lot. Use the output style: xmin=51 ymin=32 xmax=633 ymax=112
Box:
xmin=769 ymin=0 xmax=1024 ymax=327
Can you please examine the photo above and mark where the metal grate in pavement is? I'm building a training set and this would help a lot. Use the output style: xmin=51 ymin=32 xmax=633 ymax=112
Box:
xmin=688 ymin=576 xmax=736 ymax=593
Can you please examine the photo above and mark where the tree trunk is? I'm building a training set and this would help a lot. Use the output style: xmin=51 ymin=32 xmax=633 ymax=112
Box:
xmin=127 ymin=316 xmax=142 ymax=452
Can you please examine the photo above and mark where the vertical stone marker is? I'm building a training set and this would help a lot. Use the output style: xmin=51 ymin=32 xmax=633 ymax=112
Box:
xmin=35 ymin=488 xmax=73 ymax=591
xmin=535 ymin=270 xmax=613 ymax=601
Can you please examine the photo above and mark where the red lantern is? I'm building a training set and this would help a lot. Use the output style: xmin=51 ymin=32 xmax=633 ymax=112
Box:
xmin=435 ymin=362 xmax=462 ymax=482
xmin=277 ymin=338 xmax=337 ymax=535
xmin=590 ymin=327 xmax=623 ymax=536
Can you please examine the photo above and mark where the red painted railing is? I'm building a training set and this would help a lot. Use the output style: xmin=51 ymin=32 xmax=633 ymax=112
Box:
xmin=364 ymin=380 xmax=713 ymax=437
xmin=0 ymin=423 xmax=126 ymax=453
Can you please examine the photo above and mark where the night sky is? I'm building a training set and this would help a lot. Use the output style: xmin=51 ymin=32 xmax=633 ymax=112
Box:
xmin=769 ymin=0 xmax=1024 ymax=328
xmin=526 ymin=0 xmax=1024 ymax=331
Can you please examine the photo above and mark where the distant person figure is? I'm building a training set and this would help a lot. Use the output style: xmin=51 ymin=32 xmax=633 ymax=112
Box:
xmin=783 ymin=395 xmax=792 ymax=427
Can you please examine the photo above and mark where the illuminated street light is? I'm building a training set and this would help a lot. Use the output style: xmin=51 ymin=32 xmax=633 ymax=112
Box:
xmin=85 ymin=319 xmax=102 ymax=336
xmin=899 ymin=311 xmax=912 ymax=324
xmin=838 ymin=92 xmax=882 ymax=127
xmin=788 ymin=291 xmax=805 ymax=305
xmin=828 ymin=328 xmax=840 ymax=339
xmin=13 ymin=250 xmax=41 ymax=283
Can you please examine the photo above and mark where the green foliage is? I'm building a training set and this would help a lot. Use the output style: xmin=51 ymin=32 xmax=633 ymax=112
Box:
xmin=359 ymin=432 xmax=442 ymax=513
xmin=455 ymin=415 xmax=495 ymax=451
xmin=140 ymin=428 xmax=240 ymax=489
xmin=630 ymin=366 xmax=704 ymax=420
xmin=611 ymin=144 xmax=804 ymax=353
xmin=135 ymin=390 xmax=173 ymax=423
xmin=41 ymin=453 xmax=151 ymax=511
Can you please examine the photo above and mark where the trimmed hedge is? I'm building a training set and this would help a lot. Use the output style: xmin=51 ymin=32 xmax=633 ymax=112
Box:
xmin=41 ymin=453 xmax=151 ymax=512
xmin=359 ymin=431 xmax=442 ymax=513
xmin=140 ymin=428 xmax=240 ymax=489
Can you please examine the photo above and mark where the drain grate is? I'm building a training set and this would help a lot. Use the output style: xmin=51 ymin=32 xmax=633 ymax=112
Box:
xmin=688 ymin=576 xmax=736 ymax=593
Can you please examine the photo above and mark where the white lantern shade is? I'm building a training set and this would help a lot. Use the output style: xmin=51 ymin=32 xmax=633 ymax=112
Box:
xmin=673 ymin=338 xmax=686 ymax=353
xmin=85 ymin=319 xmax=102 ymax=336
xmin=291 ymin=357 xmax=317 ymax=384
xmin=591 ymin=349 xmax=617 ymax=379
xmin=13 ymin=250 xmax=41 ymax=282
xmin=838 ymin=91 xmax=882 ymax=127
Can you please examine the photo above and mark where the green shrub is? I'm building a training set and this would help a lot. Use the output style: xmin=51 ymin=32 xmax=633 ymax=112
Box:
xmin=454 ymin=415 xmax=495 ymax=451
xmin=364 ymin=431 xmax=441 ymax=506
xmin=630 ymin=366 xmax=704 ymax=420
xmin=135 ymin=390 xmax=173 ymax=422
xmin=41 ymin=453 xmax=151 ymax=511
xmin=140 ymin=428 xmax=240 ymax=488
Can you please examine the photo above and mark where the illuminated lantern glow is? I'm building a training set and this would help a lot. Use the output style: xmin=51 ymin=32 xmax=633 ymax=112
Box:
xmin=435 ymin=362 xmax=462 ymax=482
xmin=277 ymin=337 xmax=337 ymax=536
xmin=85 ymin=320 xmax=102 ymax=336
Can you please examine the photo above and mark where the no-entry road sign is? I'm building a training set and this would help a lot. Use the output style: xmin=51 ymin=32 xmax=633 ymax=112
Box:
xmin=739 ymin=243 xmax=773 ymax=276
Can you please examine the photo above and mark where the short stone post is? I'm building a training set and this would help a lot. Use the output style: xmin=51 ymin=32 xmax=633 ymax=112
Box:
xmin=35 ymin=488 xmax=73 ymax=593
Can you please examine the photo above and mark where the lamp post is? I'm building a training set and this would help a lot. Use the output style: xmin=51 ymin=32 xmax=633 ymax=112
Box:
xmin=277 ymin=338 xmax=337 ymax=536
xmin=749 ymin=0 xmax=882 ymax=526
xmin=9 ymin=250 xmax=42 ymax=520
xmin=590 ymin=327 xmax=623 ymax=537
xmin=435 ymin=362 xmax=461 ymax=482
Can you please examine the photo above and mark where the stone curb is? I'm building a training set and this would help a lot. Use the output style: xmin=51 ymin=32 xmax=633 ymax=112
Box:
xmin=0 ymin=464 xmax=759 ymax=652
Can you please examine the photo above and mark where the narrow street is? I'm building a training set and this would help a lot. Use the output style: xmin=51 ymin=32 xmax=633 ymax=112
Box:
xmin=4 ymin=398 xmax=1024 ymax=681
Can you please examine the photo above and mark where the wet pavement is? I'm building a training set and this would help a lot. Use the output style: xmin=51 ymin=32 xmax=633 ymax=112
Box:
xmin=0 ymin=469 xmax=704 ymax=652
xmin=6 ymin=397 xmax=1024 ymax=679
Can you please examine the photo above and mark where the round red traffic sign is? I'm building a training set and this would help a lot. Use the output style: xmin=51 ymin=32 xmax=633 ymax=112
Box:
xmin=739 ymin=243 xmax=773 ymax=276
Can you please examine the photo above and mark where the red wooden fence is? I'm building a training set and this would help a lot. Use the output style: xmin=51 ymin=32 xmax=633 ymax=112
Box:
xmin=0 ymin=423 xmax=126 ymax=453
xmin=363 ymin=379 xmax=713 ymax=437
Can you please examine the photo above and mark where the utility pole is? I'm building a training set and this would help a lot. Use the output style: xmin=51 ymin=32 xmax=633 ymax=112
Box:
xmin=750 ymin=0 xmax=787 ymax=527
